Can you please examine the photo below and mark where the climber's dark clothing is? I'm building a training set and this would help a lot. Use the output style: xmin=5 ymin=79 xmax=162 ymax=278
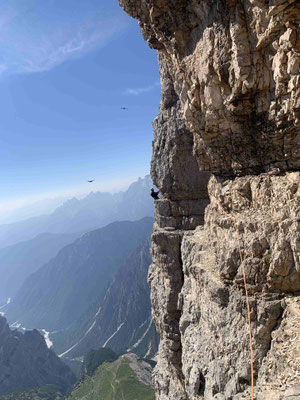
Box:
xmin=151 ymin=190 xmax=160 ymax=200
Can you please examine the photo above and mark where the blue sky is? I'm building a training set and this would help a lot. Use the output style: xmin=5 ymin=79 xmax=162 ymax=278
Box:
xmin=0 ymin=0 xmax=160 ymax=220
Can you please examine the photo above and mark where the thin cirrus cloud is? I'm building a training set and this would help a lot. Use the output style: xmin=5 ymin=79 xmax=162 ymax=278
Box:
xmin=125 ymin=81 xmax=161 ymax=96
xmin=0 ymin=0 xmax=129 ymax=77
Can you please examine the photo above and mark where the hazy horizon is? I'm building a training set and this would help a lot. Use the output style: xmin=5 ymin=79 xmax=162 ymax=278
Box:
xmin=0 ymin=174 xmax=151 ymax=225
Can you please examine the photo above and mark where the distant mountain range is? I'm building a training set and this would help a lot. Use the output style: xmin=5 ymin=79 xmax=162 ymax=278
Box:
xmin=0 ymin=176 xmax=154 ymax=248
xmin=0 ymin=196 xmax=69 ymax=225
xmin=5 ymin=218 xmax=154 ymax=334
xmin=57 ymin=238 xmax=159 ymax=359
xmin=5 ymin=217 xmax=159 ymax=361
xmin=1 ymin=174 xmax=158 ymax=398
xmin=0 ymin=316 xmax=76 ymax=396
xmin=0 ymin=232 xmax=80 ymax=304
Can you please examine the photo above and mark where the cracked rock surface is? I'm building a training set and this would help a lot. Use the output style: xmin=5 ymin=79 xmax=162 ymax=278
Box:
xmin=120 ymin=0 xmax=300 ymax=176
xmin=119 ymin=0 xmax=300 ymax=398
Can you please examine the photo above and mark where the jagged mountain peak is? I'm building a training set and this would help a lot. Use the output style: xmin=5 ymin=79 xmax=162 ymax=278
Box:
xmin=0 ymin=175 xmax=154 ymax=248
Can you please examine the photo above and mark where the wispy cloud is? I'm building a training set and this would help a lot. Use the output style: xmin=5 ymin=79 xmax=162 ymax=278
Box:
xmin=0 ymin=0 xmax=129 ymax=77
xmin=125 ymin=81 xmax=161 ymax=96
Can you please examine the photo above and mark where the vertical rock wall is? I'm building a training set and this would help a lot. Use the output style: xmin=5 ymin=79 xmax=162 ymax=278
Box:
xmin=119 ymin=0 xmax=300 ymax=399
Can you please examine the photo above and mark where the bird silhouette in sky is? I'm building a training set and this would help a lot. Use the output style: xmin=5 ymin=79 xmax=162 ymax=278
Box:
xmin=87 ymin=180 xmax=95 ymax=183
xmin=121 ymin=107 xmax=128 ymax=110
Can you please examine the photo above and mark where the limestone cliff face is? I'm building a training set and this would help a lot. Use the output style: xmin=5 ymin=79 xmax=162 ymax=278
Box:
xmin=119 ymin=1 xmax=300 ymax=399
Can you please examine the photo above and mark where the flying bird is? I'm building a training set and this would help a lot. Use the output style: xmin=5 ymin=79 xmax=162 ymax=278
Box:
xmin=87 ymin=180 xmax=95 ymax=183
xmin=121 ymin=107 xmax=128 ymax=110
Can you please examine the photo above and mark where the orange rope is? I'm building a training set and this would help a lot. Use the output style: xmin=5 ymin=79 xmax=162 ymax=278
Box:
xmin=217 ymin=201 xmax=254 ymax=400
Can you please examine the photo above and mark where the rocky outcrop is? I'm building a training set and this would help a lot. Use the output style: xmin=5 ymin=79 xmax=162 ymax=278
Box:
xmin=119 ymin=1 xmax=299 ymax=399
xmin=0 ymin=316 xmax=76 ymax=395
xmin=174 ymin=174 xmax=300 ymax=400
xmin=120 ymin=0 xmax=299 ymax=177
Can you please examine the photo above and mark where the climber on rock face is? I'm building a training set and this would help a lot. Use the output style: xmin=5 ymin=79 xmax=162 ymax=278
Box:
xmin=151 ymin=188 xmax=160 ymax=200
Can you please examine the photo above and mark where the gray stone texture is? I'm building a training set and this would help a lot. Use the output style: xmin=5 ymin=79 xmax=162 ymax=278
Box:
xmin=119 ymin=0 xmax=300 ymax=399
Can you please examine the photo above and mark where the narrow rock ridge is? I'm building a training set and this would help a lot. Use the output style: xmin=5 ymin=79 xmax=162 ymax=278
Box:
xmin=119 ymin=1 xmax=300 ymax=399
